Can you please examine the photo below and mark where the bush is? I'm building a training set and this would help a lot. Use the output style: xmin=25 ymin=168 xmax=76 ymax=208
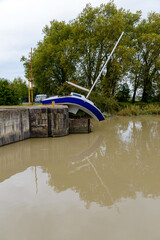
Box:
xmin=117 ymin=103 xmax=160 ymax=116
xmin=90 ymin=94 xmax=119 ymax=114
xmin=117 ymin=105 xmax=141 ymax=116
xmin=116 ymin=83 xmax=130 ymax=102
xmin=141 ymin=104 xmax=160 ymax=115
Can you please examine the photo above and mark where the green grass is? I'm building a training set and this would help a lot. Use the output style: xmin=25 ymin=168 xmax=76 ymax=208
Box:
xmin=117 ymin=105 xmax=140 ymax=116
xmin=117 ymin=103 xmax=160 ymax=116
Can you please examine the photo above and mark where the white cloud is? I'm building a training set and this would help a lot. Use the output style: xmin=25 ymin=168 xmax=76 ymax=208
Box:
xmin=0 ymin=0 xmax=160 ymax=80
xmin=114 ymin=0 xmax=160 ymax=17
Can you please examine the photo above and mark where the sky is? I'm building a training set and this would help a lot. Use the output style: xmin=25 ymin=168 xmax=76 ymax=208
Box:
xmin=0 ymin=0 xmax=160 ymax=82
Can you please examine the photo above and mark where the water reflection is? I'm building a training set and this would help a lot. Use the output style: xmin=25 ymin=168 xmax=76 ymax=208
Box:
xmin=0 ymin=116 xmax=160 ymax=208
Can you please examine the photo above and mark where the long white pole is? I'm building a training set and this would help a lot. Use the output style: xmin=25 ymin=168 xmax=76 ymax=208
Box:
xmin=86 ymin=31 xmax=124 ymax=99
xmin=66 ymin=81 xmax=89 ymax=92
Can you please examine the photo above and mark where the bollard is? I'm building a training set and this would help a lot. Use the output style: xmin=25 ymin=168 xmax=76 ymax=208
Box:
xmin=52 ymin=101 xmax=55 ymax=108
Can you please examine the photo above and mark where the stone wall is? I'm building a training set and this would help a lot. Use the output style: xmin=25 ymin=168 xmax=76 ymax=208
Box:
xmin=69 ymin=118 xmax=92 ymax=133
xmin=29 ymin=107 xmax=48 ymax=138
xmin=0 ymin=108 xmax=30 ymax=146
xmin=48 ymin=107 xmax=69 ymax=137
xmin=0 ymin=106 xmax=91 ymax=147
xmin=29 ymin=106 xmax=69 ymax=138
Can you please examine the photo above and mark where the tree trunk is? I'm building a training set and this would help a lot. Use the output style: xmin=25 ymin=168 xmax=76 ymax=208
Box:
xmin=132 ymin=75 xmax=138 ymax=103
xmin=141 ymin=77 xmax=152 ymax=102
xmin=132 ymin=88 xmax=136 ymax=103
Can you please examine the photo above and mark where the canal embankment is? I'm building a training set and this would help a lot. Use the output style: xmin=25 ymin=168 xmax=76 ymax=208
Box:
xmin=0 ymin=106 xmax=92 ymax=147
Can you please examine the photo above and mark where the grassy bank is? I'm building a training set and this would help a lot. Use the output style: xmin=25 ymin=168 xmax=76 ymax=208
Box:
xmin=90 ymin=94 xmax=160 ymax=116
xmin=116 ymin=102 xmax=160 ymax=116
xmin=68 ymin=102 xmax=160 ymax=119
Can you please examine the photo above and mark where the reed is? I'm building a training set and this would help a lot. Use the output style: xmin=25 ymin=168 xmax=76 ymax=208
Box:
xmin=117 ymin=105 xmax=141 ymax=116
xmin=141 ymin=104 xmax=160 ymax=115
xmin=117 ymin=103 xmax=160 ymax=116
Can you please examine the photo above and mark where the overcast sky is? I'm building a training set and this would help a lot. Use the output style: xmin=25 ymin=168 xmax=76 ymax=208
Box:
xmin=0 ymin=0 xmax=160 ymax=81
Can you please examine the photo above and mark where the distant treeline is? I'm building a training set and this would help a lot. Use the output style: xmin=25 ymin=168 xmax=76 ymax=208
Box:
xmin=0 ymin=78 xmax=28 ymax=105
xmin=0 ymin=78 xmax=40 ymax=105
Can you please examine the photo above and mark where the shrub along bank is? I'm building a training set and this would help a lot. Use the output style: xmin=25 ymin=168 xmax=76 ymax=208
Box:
xmin=68 ymin=95 xmax=160 ymax=118
xmin=90 ymin=94 xmax=160 ymax=116
xmin=117 ymin=103 xmax=160 ymax=116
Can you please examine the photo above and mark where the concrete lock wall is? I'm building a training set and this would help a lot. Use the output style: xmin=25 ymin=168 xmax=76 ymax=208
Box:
xmin=69 ymin=118 xmax=92 ymax=134
xmin=29 ymin=106 xmax=69 ymax=138
xmin=0 ymin=108 xmax=30 ymax=147
xmin=0 ymin=106 xmax=91 ymax=147
xmin=29 ymin=107 xmax=49 ymax=138
xmin=48 ymin=107 xmax=69 ymax=137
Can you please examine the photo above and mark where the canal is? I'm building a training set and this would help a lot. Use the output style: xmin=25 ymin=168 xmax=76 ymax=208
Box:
xmin=0 ymin=116 xmax=160 ymax=240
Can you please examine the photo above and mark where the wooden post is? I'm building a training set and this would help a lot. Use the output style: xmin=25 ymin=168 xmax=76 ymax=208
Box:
xmin=31 ymin=48 xmax=33 ymax=105
xmin=28 ymin=79 xmax=31 ymax=105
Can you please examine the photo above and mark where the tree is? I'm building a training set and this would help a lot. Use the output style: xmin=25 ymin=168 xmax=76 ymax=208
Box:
xmin=11 ymin=77 xmax=28 ymax=102
xmin=21 ymin=2 xmax=141 ymax=98
xmin=101 ymin=6 xmax=141 ymax=98
xmin=130 ymin=13 xmax=160 ymax=102
xmin=128 ymin=57 xmax=142 ymax=103
xmin=21 ymin=21 xmax=76 ymax=95
xmin=0 ymin=78 xmax=20 ymax=105
xmin=116 ymin=83 xmax=130 ymax=102
xmin=72 ymin=2 xmax=141 ymax=96
xmin=153 ymin=71 xmax=160 ymax=101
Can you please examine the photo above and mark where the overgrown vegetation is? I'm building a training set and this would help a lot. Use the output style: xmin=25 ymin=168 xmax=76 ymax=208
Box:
xmin=90 ymin=94 xmax=119 ymax=114
xmin=117 ymin=102 xmax=160 ymax=116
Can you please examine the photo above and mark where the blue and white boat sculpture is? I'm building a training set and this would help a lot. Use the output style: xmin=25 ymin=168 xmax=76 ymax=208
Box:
xmin=42 ymin=32 xmax=124 ymax=121
xmin=42 ymin=92 xmax=105 ymax=121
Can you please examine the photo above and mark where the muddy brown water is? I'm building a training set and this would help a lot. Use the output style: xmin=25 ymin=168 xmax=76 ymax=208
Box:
xmin=0 ymin=116 xmax=160 ymax=240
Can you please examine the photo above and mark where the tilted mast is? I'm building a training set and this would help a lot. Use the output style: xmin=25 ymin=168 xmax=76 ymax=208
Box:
xmin=86 ymin=31 xmax=124 ymax=98
xmin=67 ymin=31 xmax=124 ymax=98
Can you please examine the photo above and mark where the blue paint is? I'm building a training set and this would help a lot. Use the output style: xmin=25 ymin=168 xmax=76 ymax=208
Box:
xmin=42 ymin=96 xmax=105 ymax=121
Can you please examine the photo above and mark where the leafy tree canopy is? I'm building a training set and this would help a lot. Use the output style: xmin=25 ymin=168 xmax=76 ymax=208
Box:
xmin=0 ymin=78 xmax=20 ymax=105
xmin=11 ymin=77 xmax=28 ymax=102
xmin=21 ymin=1 xmax=160 ymax=103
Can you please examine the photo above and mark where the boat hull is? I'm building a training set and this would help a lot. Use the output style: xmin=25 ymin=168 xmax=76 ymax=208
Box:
xmin=42 ymin=96 xmax=105 ymax=121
